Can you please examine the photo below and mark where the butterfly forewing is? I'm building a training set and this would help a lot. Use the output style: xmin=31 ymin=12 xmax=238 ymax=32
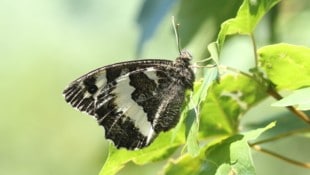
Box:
xmin=63 ymin=52 xmax=195 ymax=150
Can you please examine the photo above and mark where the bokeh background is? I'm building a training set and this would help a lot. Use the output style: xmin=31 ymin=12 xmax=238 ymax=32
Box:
xmin=1 ymin=0 xmax=310 ymax=175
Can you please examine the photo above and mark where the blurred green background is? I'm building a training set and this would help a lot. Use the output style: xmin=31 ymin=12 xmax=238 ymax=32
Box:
xmin=0 ymin=1 xmax=178 ymax=174
xmin=1 ymin=0 xmax=309 ymax=175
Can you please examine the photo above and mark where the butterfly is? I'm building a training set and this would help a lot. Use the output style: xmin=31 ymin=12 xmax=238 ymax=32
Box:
xmin=63 ymin=50 xmax=195 ymax=150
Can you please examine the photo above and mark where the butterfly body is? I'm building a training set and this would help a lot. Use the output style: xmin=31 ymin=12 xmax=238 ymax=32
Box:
xmin=63 ymin=51 xmax=195 ymax=149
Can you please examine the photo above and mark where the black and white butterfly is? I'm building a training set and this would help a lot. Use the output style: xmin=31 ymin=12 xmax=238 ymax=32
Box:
xmin=63 ymin=50 xmax=195 ymax=150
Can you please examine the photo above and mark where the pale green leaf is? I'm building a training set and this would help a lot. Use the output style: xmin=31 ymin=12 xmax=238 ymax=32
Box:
xmin=99 ymin=130 xmax=184 ymax=175
xmin=258 ymin=43 xmax=310 ymax=90
xmin=272 ymin=87 xmax=310 ymax=111
xmin=217 ymin=0 xmax=281 ymax=50
xmin=164 ymin=154 xmax=203 ymax=175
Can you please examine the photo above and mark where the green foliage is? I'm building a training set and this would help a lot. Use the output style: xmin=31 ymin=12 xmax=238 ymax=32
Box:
xmin=217 ymin=0 xmax=281 ymax=50
xmin=199 ymin=74 xmax=268 ymax=138
xmin=163 ymin=123 xmax=275 ymax=175
xmin=272 ymin=87 xmax=310 ymax=111
xmin=258 ymin=44 xmax=310 ymax=90
xmin=100 ymin=128 xmax=185 ymax=175
xmin=99 ymin=0 xmax=310 ymax=175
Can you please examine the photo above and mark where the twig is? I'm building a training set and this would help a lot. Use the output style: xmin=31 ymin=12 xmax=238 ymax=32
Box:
xmin=219 ymin=65 xmax=253 ymax=78
xmin=250 ymin=33 xmax=258 ymax=67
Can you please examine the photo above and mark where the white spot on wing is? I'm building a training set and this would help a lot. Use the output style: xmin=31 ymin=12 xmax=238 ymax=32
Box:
xmin=112 ymin=76 xmax=154 ymax=138
xmin=152 ymin=82 xmax=176 ymax=127
xmin=152 ymin=94 xmax=171 ymax=126
xmin=144 ymin=67 xmax=159 ymax=84
xmin=95 ymin=71 xmax=107 ymax=88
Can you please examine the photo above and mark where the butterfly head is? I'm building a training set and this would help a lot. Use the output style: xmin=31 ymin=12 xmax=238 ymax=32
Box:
xmin=175 ymin=50 xmax=192 ymax=68
xmin=179 ymin=50 xmax=192 ymax=62
xmin=174 ymin=50 xmax=195 ymax=90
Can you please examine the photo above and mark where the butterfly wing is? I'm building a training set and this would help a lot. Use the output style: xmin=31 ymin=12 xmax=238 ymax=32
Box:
xmin=63 ymin=58 xmax=194 ymax=149
xmin=63 ymin=60 xmax=172 ymax=115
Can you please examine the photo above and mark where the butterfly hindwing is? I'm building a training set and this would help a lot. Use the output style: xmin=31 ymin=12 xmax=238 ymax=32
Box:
xmin=63 ymin=52 xmax=195 ymax=150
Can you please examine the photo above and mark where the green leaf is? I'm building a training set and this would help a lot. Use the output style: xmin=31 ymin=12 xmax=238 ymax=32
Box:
xmin=183 ymin=67 xmax=219 ymax=156
xmin=199 ymin=73 xmax=268 ymax=138
xmin=258 ymin=43 xmax=310 ymax=90
xmin=184 ymin=108 xmax=200 ymax=157
xmin=207 ymin=42 xmax=220 ymax=66
xmin=164 ymin=122 xmax=276 ymax=175
xmin=99 ymin=130 xmax=184 ymax=175
xmin=217 ymin=0 xmax=281 ymax=50
xmin=164 ymin=153 xmax=204 ymax=175
xmin=243 ymin=122 xmax=276 ymax=140
xmin=213 ymin=122 xmax=276 ymax=175
xmin=272 ymin=87 xmax=310 ymax=111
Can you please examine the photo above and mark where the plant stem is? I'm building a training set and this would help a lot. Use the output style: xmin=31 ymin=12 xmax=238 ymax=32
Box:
xmin=250 ymin=33 xmax=258 ymax=67
xmin=219 ymin=65 xmax=253 ymax=78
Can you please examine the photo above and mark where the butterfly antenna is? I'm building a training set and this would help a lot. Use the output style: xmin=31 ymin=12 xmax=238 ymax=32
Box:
xmin=172 ymin=16 xmax=182 ymax=54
